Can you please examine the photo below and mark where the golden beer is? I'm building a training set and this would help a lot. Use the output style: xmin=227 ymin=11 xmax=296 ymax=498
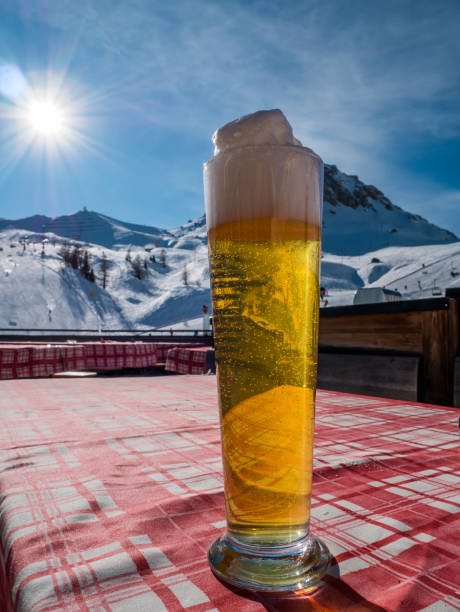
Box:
xmin=205 ymin=115 xmax=330 ymax=591
xmin=209 ymin=217 xmax=320 ymax=545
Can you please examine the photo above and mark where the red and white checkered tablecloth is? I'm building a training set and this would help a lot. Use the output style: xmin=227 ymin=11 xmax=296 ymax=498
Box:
xmin=0 ymin=342 xmax=156 ymax=379
xmin=0 ymin=344 xmax=65 ymax=379
xmin=60 ymin=344 xmax=87 ymax=372
xmin=83 ymin=341 xmax=157 ymax=370
xmin=165 ymin=346 xmax=211 ymax=374
xmin=0 ymin=376 xmax=458 ymax=611
xmin=154 ymin=343 xmax=206 ymax=362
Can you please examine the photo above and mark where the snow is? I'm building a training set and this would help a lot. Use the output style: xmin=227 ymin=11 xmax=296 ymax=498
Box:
xmin=320 ymin=241 xmax=460 ymax=307
xmin=1 ymin=203 xmax=460 ymax=330
xmin=0 ymin=229 xmax=211 ymax=330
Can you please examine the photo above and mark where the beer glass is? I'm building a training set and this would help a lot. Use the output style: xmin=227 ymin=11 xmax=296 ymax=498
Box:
xmin=204 ymin=142 xmax=331 ymax=592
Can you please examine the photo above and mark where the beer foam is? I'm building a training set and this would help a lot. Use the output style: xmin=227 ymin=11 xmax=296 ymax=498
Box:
xmin=213 ymin=109 xmax=302 ymax=155
xmin=205 ymin=110 xmax=323 ymax=231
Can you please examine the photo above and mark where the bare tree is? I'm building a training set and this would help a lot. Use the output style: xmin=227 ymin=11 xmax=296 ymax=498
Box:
xmin=99 ymin=252 xmax=111 ymax=289
xmin=70 ymin=245 xmax=82 ymax=270
xmin=131 ymin=255 xmax=145 ymax=279
xmin=58 ymin=240 xmax=71 ymax=266
xmin=80 ymin=250 xmax=91 ymax=278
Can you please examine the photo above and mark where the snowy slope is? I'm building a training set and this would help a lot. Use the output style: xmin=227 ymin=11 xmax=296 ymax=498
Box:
xmin=0 ymin=230 xmax=211 ymax=330
xmin=320 ymin=242 xmax=460 ymax=307
xmin=2 ymin=225 xmax=460 ymax=330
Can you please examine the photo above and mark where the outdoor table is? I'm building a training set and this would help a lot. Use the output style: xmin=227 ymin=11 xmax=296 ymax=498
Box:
xmin=154 ymin=343 xmax=206 ymax=363
xmin=82 ymin=341 xmax=157 ymax=371
xmin=0 ymin=376 xmax=458 ymax=611
xmin=165 ymin=346 xmax=212 ymax=374
xmin=0 ymin=344 xmax=86 ymax=380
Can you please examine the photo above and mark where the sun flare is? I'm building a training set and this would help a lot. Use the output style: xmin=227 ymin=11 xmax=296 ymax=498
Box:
xmin=26 ymin=99 xmax=65 ymax=137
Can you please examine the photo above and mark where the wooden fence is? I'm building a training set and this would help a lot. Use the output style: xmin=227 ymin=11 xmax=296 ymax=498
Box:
xmin=318 ymin=289 xmax=460 ymax=407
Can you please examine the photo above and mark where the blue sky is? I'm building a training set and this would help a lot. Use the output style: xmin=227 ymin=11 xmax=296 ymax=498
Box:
xmin=0 ymin=0 xmax=459 ymax=234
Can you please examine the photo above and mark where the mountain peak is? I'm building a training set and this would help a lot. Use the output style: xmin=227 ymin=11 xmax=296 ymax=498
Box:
xmin=0 ymin=162 xmax=456 ymax=255
xmin=322 ymin=164 xmax=456 ymax=254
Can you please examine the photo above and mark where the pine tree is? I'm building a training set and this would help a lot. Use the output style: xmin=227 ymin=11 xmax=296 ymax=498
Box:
xmin=125 ymin=247 xmax=132 ymax=262
xmin=182 ymin=265 xmax=188 ymax=286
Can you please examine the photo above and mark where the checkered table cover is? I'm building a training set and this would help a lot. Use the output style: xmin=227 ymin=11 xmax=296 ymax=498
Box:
xmin=83 ymin=341 xmax=157 ymax=371
xmin=0 ymin=344 xmax=66 ymax=379
xmin=0 ymin=377 xmax=458 ymax=611
xmin=165 ymin=347 xmax=210 ymax=375
xmin=0 ymin=342 xmax=154 ymax=378
xmin=60 ymin=344 xmax=88 ymax=372
xmin=155 ymin=343 xmax=206 ymax=363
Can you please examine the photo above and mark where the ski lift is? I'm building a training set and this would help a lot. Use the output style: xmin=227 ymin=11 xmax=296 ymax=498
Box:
xmin=432 ymin=280 xmax=442 ymax=296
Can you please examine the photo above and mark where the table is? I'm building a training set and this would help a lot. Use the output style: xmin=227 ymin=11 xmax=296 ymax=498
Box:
xmin=165 ymin=346 xmax=213 ymax=374
xmin=154 ymin=343 xmax=206 ymax=363
xmin=0 ymin=342 xmax=157 ymax=379
xmin=0 ymin=376 xmax=458 ymax=611
xmin=82 ymin=341 xmax=157 ymax=371
xmin=0 ymin=344 xmax=87 ymax=379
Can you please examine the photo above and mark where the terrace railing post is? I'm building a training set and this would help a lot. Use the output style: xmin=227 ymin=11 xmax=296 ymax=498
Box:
xmin=445 ymin=289 xmax=460 ymax=407
xmin=448 ymin=296 xmax=460 ymax=406
xmin=421 ymin=308 xmax=452 ymax=406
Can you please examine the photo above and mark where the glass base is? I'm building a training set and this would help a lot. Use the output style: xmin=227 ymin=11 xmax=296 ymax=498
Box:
xmin=208 ymin=532 xmax=331 ymax=594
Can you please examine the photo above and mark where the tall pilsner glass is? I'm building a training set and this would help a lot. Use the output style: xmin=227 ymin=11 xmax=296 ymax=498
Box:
xmin=204 ymin=137 xmax=331 ymax=592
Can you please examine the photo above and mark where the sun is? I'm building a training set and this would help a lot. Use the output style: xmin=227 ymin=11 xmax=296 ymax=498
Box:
xmin=26 ymin=99 xmax=65 ymax=137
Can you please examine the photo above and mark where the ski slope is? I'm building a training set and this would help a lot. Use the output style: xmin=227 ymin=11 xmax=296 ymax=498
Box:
xmin=2 ymin=225 xmax=460 ymax=330
xmin=0 ymin=229 xmax=211 ymax=330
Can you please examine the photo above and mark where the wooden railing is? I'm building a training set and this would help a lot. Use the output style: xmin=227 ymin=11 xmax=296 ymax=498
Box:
xmin=318 ymin=291 xmax=460 ymax=407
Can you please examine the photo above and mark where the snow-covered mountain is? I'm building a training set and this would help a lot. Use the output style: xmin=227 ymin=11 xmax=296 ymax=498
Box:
xmin=0 ymin=209 xmax=171 ymax=250
xmin=1 ymin=164 xmax=456 ymax=254
xmin=0 ymin=163 xmax=459 ymax=330
xmin=322 ymin=165 xmax=456 ymax=254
